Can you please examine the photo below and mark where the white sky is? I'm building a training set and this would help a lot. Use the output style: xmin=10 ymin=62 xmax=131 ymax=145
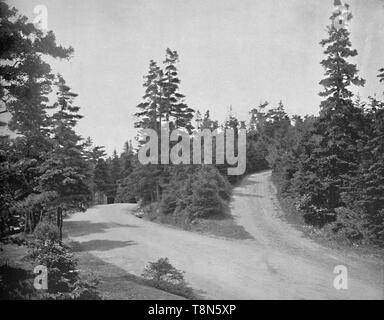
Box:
xmin=6 ymin=0 xmax=384 ymax=154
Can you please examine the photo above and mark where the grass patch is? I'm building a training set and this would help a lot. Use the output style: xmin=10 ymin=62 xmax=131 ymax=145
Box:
xmin=67 ymin=241 xmax=188 ymax=300
xmin=140 ymin=203 xmax=252 ymax=240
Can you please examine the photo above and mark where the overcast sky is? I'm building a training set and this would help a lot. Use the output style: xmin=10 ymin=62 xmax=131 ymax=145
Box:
xmin=7 ymin=0 xmax=384 ymax=154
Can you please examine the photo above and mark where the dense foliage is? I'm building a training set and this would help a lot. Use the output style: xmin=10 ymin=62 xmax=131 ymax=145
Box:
xmin=0 ymin=3 xmax=113 ymax=236
xmin=142 ymin=257 xmax=194 ymax=299
xmin=1 ymin=0 xmax=383 ymax=260
xmin=0 ymin=3 xmax=92 ymax=236
xmin=29 ymin=240 xmax=100 ymax=299
xmin=269 ymin=4 xmax=384 ymax=246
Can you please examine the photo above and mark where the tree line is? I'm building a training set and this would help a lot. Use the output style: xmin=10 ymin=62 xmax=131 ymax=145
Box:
xmin=269 ymin=5 xmax=384 ymax=246
xmin=0 ymin=3 xmax=133 ymax=237
xmin=1 ymin=2 xmax=383 ymax=247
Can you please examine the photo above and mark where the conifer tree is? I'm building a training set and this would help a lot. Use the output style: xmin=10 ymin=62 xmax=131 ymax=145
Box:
xmin=292 ymin=2 xmax=366 ymax=225
xmin=120 ymin=141 xmax=133 ymax=177
xmin=161 ymin=48 xmax=195 ymax=132
xmin=0 ymin=3 xmax=74 ymax=232
xmin=94 ymin=158 xmax=110 ymax=195
xmin=348 ymin=71 xmax=384 ymax=244
xmin=134 ymin=60 xmax=162 ymax=135
xmin=38 ymin=75 xmax=91 ymax=215
xmin=1 ymin=3 xmax=73 ymax=159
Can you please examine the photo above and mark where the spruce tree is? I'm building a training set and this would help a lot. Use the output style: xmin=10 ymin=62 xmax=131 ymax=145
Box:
xmin=350 ymin=71 xmax=384 ymax=244
xmin=107 ymin=149 xmax=121 ymax=200
xmin=120 ymin=141 xmax=133 ymax=177
xmin=134 ymin=60 xmax=162 ymax=135
xmin=1 ymin=3 xmax=73 ymax=159
xmin=38 ymin=75 xmax=91 ymax=215
xmin=0 ymin=3 xmax=74 ymax=232
xmin=161 ymin=48 xmax=195 ymax=132
xmin=292 ymin=2 xmax=366 ymax=225
xmin=93 ymin=158 xmax=109 ymax=194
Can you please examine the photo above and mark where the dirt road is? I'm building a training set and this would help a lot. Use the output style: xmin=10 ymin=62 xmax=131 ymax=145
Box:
xmin=66 ymin=171 xmax=383 ymax=299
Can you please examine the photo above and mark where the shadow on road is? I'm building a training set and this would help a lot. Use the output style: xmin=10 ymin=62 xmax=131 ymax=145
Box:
xmin=233 ymin=192 xmax=264 ymax=198
xmin=64 ymin=220 xmax=140 ymax=237
xmin=71 ymin=239 xmax=137 ymax=252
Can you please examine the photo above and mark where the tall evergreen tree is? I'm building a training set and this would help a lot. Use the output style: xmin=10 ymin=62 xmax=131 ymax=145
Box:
xmin=120 ymin=141 xmax=133 ymax=178
xmin=1 ymin=3 xmax=73 ymax=159
xmin=161 ymin=48 xmax=195 ymax=132
xmin=132 ymin=60 xmax=164 ymax=202
xmin=134 ymin=60 xmax=162 ymax=136
xmin=0 ymin=3 xmax=74 ymax=233
xmin=93 ymin=158 xmax=110 ymax=195
xmin=292 ymin=2 xmax=366 ymax=225
xmin=347 ymin=71 xmax=384 ymax=244
xmin=38 ymin=75 xmax=91 ymax=214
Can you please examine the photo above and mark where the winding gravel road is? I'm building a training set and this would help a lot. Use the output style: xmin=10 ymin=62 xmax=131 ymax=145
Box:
xmin=66 ymin=171 xmax=383 ymax=299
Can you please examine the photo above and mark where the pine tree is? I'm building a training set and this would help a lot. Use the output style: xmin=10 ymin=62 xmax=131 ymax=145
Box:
xmin=161 ymin=48 xmax=195 ymax=132
xmin=38 ymin=75 xmax=91 ymax=215
xmin=131 ymin=60 xmax=165 ymax=202
xmin=134 ymin=60 xmax=162 ymax=136
xmin=131 ymin=48 xmax=197 ymax=204
xmin=94 ymin=158 xmax=110 ymax=195
xmin=292 ymin=2 xmax=366 ymax=225
xmin=349 ymin=71 xmax=384 ymax=244
xmin=319 ymin=2 xmax=365 ymax=110
xmin=120 ymin=140 xmax=133 ymax=177
xmin=110 ymin=150 xmax=121 ymax=182
xmin=1 ymin=3 xmax=73 ymax=159
xmin=0 ymin=3 xmax=74 ymax=233
xmin=107 ymin=149 xmax=121 ymax=200
xmin=201 ymin=110 xmax=219 ymax=130
xmin=248 ymin=101 xmax=268 ymax=134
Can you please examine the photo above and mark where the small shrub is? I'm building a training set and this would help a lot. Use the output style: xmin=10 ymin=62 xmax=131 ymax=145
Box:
xmin=34 ymin=221 xmax=60 ymax=242
xmin=333 ymin=207 xmax=369 ymax=244
xmin=160 ymin=193 xmax=177 ymax=215
xmin=296 ymin=194 xmax=335 ymax=227
xmin=142 ymin=257 xmax=194 ymax=299
xmin=30 ymin=241 xmax=101 ymax=299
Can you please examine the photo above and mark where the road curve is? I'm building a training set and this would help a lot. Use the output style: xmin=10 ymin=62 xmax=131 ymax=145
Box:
xmin=66 ymin=171 xmax=383 ymax=299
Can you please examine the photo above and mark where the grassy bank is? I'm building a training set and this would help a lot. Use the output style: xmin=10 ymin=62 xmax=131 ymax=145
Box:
xmin=140 ymin=202 xmax=253 ymax=240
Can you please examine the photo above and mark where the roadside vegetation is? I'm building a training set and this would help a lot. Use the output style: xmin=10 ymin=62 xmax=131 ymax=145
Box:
xmin=1 ymin=0 xmax=384 ymax=300
xmin=117 ymin=2 xmax=384 ymax=247
xmin=270 ymin=5 xmax=384 ymax=248
xmin=0 ymin=222 xmax=100 ymax=300
xmin=2 ymin=1 xmax=383 ymax=250
xmin=142 ymin=257 xmax=196 ymax=299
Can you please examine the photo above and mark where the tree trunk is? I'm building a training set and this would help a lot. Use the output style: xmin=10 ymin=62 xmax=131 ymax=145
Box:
xmin=57 ymin=207 xmax=63 ymax=241
xmin=156 ymin=184 xmax=161 ymax=202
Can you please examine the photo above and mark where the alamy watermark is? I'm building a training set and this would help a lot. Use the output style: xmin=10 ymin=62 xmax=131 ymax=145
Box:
xmin=33 ymin=265 xmax=48 ymax=290
xmin=333 ymin=265 xmax=348 ymax=290
xmin=138 ymin=123 xmax=246 ymax=175
xmin=33 ymin=5 xmax=48 ymax=31
xmin=332 ymin=1 xmax=349 ymax=31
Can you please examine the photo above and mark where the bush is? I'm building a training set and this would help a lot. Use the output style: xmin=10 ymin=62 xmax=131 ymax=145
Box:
xmin=29 ymin=242 xmax=100 ymax=299
xmin=12 ymin=191 xmax=58 ymax=233
xmin=296 ymin=194 xmax=335 ymax=227
xmin=142 ymin=257 xmax=194 ymax=299
xmin=159 ymin=165 xmax=231 ymax=221
xmin=332 ymin=207 xmax=369 ymax=244
xmin=160 ymin=192 xmax=178 ymax=215
xmin=34 ymin=221 xmax=60 ymax=242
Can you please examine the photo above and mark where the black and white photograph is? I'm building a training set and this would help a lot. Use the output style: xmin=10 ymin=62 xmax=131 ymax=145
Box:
xmin=0 ymin=0 xmax=384 ymax=307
